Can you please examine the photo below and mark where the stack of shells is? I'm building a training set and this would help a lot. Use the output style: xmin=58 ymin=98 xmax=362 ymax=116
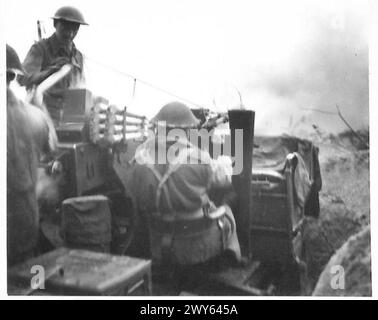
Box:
xmin=89 ymin=96 xmax=109 ymax=145
xmin=106 ymin=105 xmax=127 ymax=144
xmin=89 ymin=98 xmax=127 ymax=145
xmin=89 ymin=99 xmax=147 ymax=145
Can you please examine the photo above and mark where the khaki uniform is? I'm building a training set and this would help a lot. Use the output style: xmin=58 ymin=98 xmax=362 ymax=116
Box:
xmin=23 ymin=34 xmax=85 ymax=121
xmin=126 ymin=137 xmax=241 ymax=266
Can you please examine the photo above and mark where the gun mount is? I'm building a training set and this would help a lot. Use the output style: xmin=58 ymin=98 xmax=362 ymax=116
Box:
xmin=51 ymin=88 xmax=147 ymax=196
xmin=31 ymin=97 xmax=320 ymax=296
xmin=39 ymin=88 xmax=148 ymax=255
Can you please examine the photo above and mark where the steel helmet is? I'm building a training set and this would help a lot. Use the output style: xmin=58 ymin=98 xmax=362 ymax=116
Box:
xmin=52 ymin=6 xmax=88 ymax=25
xmin=151 ymin=101 xmax=200 ymax=128
xmin=6 ymin=44 xmax=25 ymax=75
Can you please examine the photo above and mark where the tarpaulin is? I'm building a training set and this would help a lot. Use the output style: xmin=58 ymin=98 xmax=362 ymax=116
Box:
xmin=252 ymin=135 xmax=322 ymax=215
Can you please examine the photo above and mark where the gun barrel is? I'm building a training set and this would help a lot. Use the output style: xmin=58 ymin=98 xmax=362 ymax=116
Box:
xmin=202 ymin=114 xmax=229 ymax=129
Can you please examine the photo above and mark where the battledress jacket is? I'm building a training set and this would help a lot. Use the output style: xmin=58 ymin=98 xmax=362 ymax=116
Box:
xmin=7 ymin=88 xmax=50 ymax=266
xmin=23 ymin=33 xmax=85 ymax=121
xmin=125 ymin=137 xmax=241 ymax=265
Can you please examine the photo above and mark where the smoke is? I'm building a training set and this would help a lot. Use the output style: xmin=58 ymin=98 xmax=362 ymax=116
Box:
xmin=244 ymin=7 xmax=369 ymax=136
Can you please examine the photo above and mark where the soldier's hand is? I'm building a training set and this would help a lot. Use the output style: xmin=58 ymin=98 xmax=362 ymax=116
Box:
xmin=50 ymin=160 xmax=63 ymax=176
xmin=48 ymin=57 xmax=71 ymax=74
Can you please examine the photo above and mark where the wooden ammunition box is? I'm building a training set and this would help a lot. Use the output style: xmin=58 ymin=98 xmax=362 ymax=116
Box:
xmin=8 ymin=248 xmax=152 ymax=296
xmin=250 ymin=166 xmax=297 ymax=267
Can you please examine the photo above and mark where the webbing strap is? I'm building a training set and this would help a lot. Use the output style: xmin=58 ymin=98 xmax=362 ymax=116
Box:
xmin=146 ymin=164 xmax=174 ymax=217
xmin=146 ymin=145 xmax=196 ymax=218
xmin=145 ymin=145 xmax=195 ymax=262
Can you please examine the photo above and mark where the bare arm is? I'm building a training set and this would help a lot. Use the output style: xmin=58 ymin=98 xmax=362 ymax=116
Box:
xmin=23 ymin=44 xmax=70 ymax=88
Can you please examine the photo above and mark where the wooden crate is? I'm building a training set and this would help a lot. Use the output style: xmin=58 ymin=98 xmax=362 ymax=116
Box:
xmin=250 ymin=169 xmax=293 ymax=266
xmin=8 ymin=248 xmax=152 ymax=296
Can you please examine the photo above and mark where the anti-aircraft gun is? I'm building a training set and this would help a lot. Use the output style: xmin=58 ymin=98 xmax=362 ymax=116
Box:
xmin=34 ymin=94 xmax=319 ymax=295
xmin=39 ymin=88 xmax=148 ymax=255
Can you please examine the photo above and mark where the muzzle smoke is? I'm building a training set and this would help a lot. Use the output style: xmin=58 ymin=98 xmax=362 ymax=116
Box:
xmin=244 ymin=8 xmax=369 ymax=136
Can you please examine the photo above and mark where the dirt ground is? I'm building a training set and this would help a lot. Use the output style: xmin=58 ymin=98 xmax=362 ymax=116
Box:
xmin=302 ymin=130 xmax=371 ymax=296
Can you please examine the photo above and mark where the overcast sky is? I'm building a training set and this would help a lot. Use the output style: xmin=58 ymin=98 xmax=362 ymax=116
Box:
xmin=3 ymin=0 xmax=372 ymax=134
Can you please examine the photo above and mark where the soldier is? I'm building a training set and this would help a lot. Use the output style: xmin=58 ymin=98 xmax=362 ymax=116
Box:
xmin=7 ymin=44 xmax=57 ymax=266
xmin=22 ymin=6 xmax=88 ymax=122
xmin=126 ymin=102 xmax=241 ymax=276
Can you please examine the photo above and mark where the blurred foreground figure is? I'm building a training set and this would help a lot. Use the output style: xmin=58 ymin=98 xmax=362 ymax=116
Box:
xmin=313 ymin=226 xmax=371 ymax=296
xmin=126 ymin=102 xmax=241 ymax=272
xmin=7 ymin=44 xmax=57 ymax=266
xmin=23 ymin=6 xmax=88 ymax=122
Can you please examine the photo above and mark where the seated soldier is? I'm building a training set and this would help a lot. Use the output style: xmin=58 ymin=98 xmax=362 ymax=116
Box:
xmin=125 ymin=102 xmax=241 ymax=278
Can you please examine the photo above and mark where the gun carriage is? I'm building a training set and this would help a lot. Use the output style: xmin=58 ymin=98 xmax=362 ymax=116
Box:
xmin=10 ymin=88 xmax=320 ymax=295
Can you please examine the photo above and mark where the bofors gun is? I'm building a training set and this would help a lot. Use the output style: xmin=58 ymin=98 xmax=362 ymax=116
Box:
xmin=201 ymin=111 xmax=229 ymax=131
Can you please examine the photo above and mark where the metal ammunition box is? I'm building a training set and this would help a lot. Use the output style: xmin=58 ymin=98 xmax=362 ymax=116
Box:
xmin=61 ymin=88 xmax=93 ymax=122
xmin=59 ymin=142 xmax=109 ymax=197
xmin=55 ymin=89 xmax=93 ymax=143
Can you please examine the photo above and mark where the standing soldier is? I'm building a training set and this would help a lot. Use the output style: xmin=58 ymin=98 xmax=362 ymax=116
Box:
xmin=7 ymin=45 xmax=56 ymax=266
xmin=22 ymin=6 xmax=88 ymax=122
xmin=126 ymin=102 xmax=241 ymax=278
